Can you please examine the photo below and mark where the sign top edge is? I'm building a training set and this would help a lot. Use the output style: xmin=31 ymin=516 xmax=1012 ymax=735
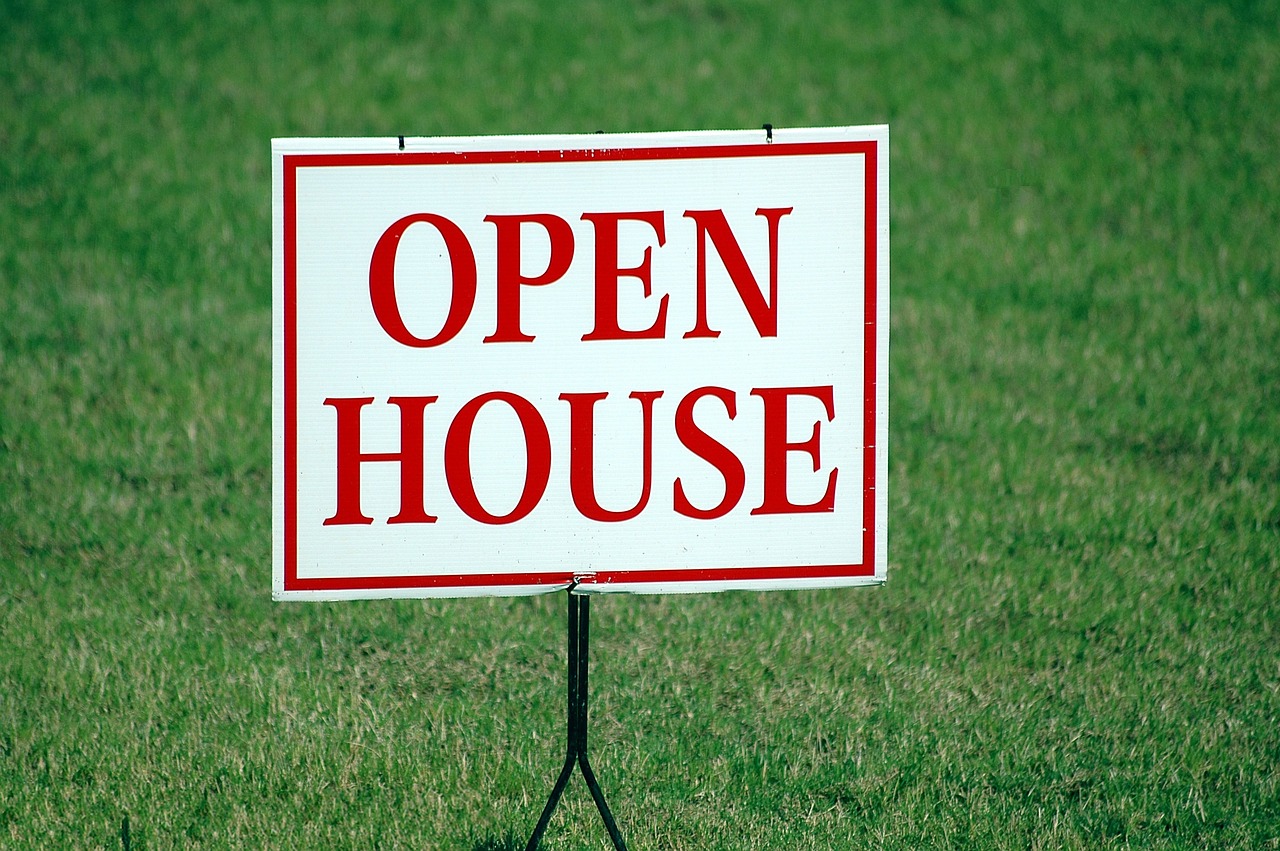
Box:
xmin=270 ymin=124 xmax=887 ymax=155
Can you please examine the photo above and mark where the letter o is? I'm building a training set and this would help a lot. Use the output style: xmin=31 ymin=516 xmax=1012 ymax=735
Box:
xmin=444 ymin=392 xmax=552 ymax=524
xmin=369 ymin=213 xmax=477 ymax=347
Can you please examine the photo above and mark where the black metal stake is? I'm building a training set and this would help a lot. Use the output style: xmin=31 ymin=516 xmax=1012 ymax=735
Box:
xmin=525 ymin=591 xmax=626 ymax=851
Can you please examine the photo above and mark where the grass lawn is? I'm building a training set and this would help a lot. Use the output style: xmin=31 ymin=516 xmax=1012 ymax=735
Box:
xmin=2 ymin=0 xmax=1278 ymax=847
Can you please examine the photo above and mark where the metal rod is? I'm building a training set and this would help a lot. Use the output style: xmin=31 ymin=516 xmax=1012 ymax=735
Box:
xmin=525 ymin=592 xmax=627 ymax=851
xmin=577 ymin=595 xmax=626 ymax=848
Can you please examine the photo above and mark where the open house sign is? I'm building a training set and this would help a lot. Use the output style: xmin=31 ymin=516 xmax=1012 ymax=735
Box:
xmin=272 ymin=126 xmax=889 ymax=599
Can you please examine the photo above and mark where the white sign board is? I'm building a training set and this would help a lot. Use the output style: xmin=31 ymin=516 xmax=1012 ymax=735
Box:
xmin=272 ymin=126 xmax=888 ymax=599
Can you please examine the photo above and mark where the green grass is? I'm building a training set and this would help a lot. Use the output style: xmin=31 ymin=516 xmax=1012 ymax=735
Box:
xmin=3 ymin=0 xmax=1279 ymax=847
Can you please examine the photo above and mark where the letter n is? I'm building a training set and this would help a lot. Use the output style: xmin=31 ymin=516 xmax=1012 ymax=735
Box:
xmin=683 ymin=207 xmax=793 ymax=339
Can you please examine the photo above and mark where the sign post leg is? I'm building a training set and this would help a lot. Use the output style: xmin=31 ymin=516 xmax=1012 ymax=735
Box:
xmin=525 ymin=591 xmax=626 ymax=851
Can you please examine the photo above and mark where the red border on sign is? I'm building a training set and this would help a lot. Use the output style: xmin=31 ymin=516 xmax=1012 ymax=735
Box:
xmin=281 ymin=139 xmax=881 ymax=592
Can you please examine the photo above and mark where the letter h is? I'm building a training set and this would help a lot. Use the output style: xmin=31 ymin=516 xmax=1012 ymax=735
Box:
xmin=322 ymin=396 xmax=438 ymax=525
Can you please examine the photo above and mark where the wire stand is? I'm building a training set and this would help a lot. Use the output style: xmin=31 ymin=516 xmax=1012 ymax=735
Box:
xmin=525 ymin=590 xmax=627 ymax=851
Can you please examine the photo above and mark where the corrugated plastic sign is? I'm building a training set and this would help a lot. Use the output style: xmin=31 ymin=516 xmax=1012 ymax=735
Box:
xmin=272 ymin=126 xmax=889 ymax=599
